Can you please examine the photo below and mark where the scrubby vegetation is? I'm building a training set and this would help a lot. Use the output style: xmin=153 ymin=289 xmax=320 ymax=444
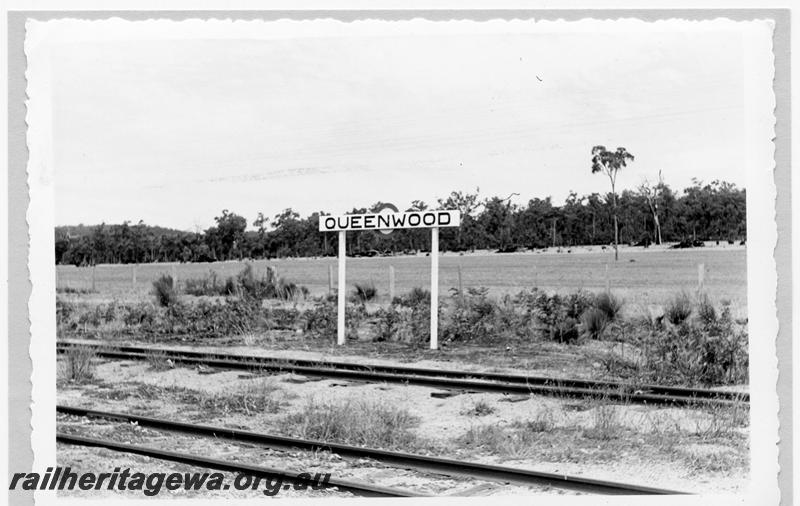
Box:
xmin=56 ymin=280 xmax=747 ymax=387
xmin=183 ymin=264 xmax=307 ymax=300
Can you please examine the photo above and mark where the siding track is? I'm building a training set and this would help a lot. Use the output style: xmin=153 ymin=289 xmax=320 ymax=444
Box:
xmin=57 ymin=341 xmax=748 ymax=406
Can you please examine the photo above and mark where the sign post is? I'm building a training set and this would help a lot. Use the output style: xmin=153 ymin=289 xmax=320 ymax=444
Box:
xmin=337 ymin=231 xmax=346 ymax=345
xmin=319 ymin=209 xmax=460 ymax=349
xmin=430 ymin=227 xmax=439 ymax=350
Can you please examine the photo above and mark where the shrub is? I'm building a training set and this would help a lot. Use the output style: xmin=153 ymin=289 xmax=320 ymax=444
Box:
xmin=595 ymin=292 xmax=623 ymax=322
xmin=279 ymin=397 xmax=420 ymax=449
xmin=442 ymin=287 xmax=496 ymax=342
xmin=399 ymin=287 xmax=431 ymax=307
xmin=152 ymin=275 xmax=178 ymax=307
xmin=641 ymin=305 xmax=748 ymax=386
xmin=665 ymin=292 xmax=693 ymax=325
xmin=61 ymin=346 xmax=96 ymax=382
xmin=352 ymin=281 xmax=378 ymax=303
xmin=526 ymin=290 xmax=582 ymax=343
xmin=580 ymin=307 xmax=608 ymax=340
xmin=696 ymin=293 xmax=718 ymax=327
xmin=183 ymin=270 xmax=223 ymax=296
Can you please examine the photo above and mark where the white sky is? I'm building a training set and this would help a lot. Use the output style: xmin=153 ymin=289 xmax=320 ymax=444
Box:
xmin=42 ymin=19 xmax=747 ymax=231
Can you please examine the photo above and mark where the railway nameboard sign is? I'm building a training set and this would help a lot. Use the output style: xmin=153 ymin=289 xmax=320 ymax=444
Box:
xmin=319 ymin=210 xmax=461 ymax=232
xmin=319 ymin=205 xmax=460 ymax=350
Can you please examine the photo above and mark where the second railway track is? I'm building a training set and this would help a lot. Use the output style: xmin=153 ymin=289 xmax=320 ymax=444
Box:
xmin=57 ymin=340 xmax=748 ymax=406
xmin=57 ymin=404 xmax=687 ymax=495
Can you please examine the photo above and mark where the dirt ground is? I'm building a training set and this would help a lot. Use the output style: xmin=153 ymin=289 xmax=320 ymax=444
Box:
xmin=56 ymin=356 xmax=750 ymax=497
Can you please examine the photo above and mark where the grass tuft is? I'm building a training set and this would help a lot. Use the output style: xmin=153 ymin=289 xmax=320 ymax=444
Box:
xmin=61 ymin=346 xmax=96 ymax=382
xmin=152 ymin=274 xmax=178 ymax=307
xmin=280 ymin=397 xmax=420 ymax=449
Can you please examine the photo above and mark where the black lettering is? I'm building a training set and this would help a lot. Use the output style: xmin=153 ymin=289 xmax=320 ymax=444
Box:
xmin=58 ymin=467 xmax=78 ymax=489
xmin=21 ymin=475 xmax=39 ymax=491
xmin=262 ymin=477 xmax=282 ymax=496
xmin=408 ymin=214 xmax=421 ymax=226
xmin=364 ymin=215 xmax=375 ymax=228
xmin=390 ymin=214 xmax=406 ymax=227
xmin=49 ymin=468 xmax=62 ymax=490
xmin=351 ymin=215 xmax=363 ymax=229
xmin=234 ymin=473 xmax=252 ymax=490
xmin=310 ymin=473 xmax=331 ymax=491
xmin=78 ymin=473 xmax=95 ymax=491
xmin=127 ymin=473 xmax=145 ymax=491
xmin=337 ymin=217 xmax=349 ymax=230
xmin=183 ymin=472 xmax=207 ymax=490
xmin=118 ymin=469 xmax=131 ymax=490
xmin=206 ymin=473 xmax=225 ymax=491
xmin=144 ymin=473 xmax=165 ymax=497
xmin=293 ymin=473 xmax=311 ymax=491
xmin=324 ymin=217 xmax=336 ymax=230
xmin=378 ymin=214 xmax=391 ymax=229
xmin=9 ymin=473 xmax=26 ymax=490
xmin=165 ymin=473 xmax=182 ymax=491
xmin=95 ymin=473 xmax=110 ymax=490
xmin=422 ymin=212 xmax=436 ymax=226
xmin=438 ymin=211 xmax=451 ymax=226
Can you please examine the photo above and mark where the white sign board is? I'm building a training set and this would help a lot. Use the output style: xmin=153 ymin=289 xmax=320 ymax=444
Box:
xmin=319 ymin=210 xmax=460 ymax=232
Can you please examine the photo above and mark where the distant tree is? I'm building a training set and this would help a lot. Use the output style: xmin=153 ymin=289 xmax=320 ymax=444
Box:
xmin=638 ymin=171 xmax=664 ymax=245
xmin=212 ymin=210 xmax=247 ymax=260
xmin=591 ymin=146 xmax=634 ymax=261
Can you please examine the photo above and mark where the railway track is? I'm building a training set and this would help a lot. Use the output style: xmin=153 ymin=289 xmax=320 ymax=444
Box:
xmin=57 ymin=405 xmax=688 ymax=495
xmin=57 ymin=340 xmax=748 ymax=406
xmin=57 ymin=432 xmax=421 ymax=497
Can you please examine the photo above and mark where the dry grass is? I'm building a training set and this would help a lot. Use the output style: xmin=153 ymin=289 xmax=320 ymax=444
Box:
xmin=461 ymin=399 xmax=496 ymax=417
xmin=131 ymin=379 xmax=291 ymax=416
xmin=59 ymin=346 xmax=96 ymax=383
xmin=279 ymin=396 xmax=421 ymax=449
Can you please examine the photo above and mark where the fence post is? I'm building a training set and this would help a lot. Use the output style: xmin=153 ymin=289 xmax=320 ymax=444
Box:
xmin=697 ymin=263 xmax=705 ymax=292
xmin=172 ymin=264 xmax=178 ymax=290
xmin=328 ymin=264 xmax=334 ymax=294
xmin=91 ymin=265 xmax=96 ymax=292
xmin=132 ymin=264 xmax=137 ymax=287
xmin=388 ymin=265 xmax=395 ymax=301
xmin=605 ymin=263 xmax=610 ymax=293
xmin=457 ymin=264 xmax=464 ymax=299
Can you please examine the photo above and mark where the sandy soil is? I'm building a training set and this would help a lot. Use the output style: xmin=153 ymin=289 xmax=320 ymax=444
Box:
xmin=57 ymin=358 xmax=750 ymax=496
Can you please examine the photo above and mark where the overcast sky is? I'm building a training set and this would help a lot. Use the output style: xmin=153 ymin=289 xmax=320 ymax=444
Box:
xmin=42 ymin=19 xmax=747 ymax=231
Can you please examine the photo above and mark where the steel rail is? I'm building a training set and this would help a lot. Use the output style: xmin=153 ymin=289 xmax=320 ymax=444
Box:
xmin=56 ymin=432 xmax=424 ymax=497
xmin=57 ymin=341 xmax=748 ymax=406
xmin=58 ymin=404 xmax=688 ymax=496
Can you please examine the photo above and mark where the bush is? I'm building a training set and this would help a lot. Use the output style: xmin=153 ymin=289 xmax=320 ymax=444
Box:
xmin=60 ymin=346 xmax=96 ymax=382
xmin=641 ymin=305 xmax=748 ymax=386
xmin=580 ymin=307 xmax=608 ymax=340
xmin=152 ymin=275 xmax=178 ymax=307
xmin=393 ymin=287 xmax=430 ymax=307
xmin=182 ymin=265 xmax=307 ymax=301
xmin=665 ymin=292 xmax=693 ymax=325
xmin=595 ymin=292 xmax=623 ymax=322
xmin=442 ymin=287 xmax=496 ymax=342
xmin=352 ymin=281 xmax=378 ymax=303
xmin=696 ymin=293 xmax=718 ymax=327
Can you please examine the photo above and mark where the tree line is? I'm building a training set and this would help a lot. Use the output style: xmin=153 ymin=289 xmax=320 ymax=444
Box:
xmin=55 ymin=178 xmax=746 ymax=266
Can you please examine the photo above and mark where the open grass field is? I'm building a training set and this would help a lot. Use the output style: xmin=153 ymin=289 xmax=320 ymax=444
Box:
xmin=56 ymin=246 xmax=747 ymax=308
